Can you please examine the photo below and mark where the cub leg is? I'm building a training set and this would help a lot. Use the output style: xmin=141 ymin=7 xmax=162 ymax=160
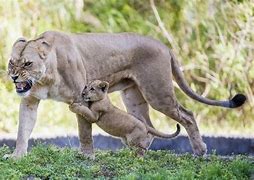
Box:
xmin=125 ymin=129 xmax=148 ymax=157
xmin=136 ymin=148 xmax=146 ymax=157
xmin=70 ymin=103 xmax=99 ymax=123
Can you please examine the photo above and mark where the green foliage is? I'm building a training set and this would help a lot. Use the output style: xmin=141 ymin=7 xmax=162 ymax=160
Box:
xmin=0 ymin=145 xmax=253 ymax=179
xmin=0 ymin=0 xmax=253 ymax=135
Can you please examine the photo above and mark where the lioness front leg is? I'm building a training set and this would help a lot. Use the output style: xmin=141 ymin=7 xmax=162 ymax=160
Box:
xmin=4 ymin=97 xmax=40 ymax=159
xmin=70 ymin=103 xmax=98 ymax=123
xmin=76 ymin=114 xmax=95 ymax=159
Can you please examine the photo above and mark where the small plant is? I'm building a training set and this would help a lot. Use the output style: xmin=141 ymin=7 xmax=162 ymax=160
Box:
xmin=0 ymin=145 xmax=253 ymax=179
xmin=0 ymin=0 xmax=253 ymax=136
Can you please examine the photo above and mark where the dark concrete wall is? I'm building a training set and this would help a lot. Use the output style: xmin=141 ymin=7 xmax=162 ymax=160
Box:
xmin=0 ymin=135 xmax=253 ymax=155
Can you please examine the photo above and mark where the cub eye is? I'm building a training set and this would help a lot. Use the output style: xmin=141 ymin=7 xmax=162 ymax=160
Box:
xmin=84 ymin=85 xmax=87 ymax=89
xmin=90 ymin=87 xmax=95 ymax=91
xmin=24 ymin=62 xmax=33 ymax=67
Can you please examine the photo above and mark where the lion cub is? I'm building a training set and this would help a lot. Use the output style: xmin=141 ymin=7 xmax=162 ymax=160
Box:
xmin=69 ymin=80 xmax=180 ymax=155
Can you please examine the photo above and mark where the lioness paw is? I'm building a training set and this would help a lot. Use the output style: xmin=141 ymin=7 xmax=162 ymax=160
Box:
xmin=78 ymin=151 xmax=95 ymax=160
xmin=193 ymin=142 xmax=207 ymax=156
xmin=3 ymin=152 xmax=24 ymax=160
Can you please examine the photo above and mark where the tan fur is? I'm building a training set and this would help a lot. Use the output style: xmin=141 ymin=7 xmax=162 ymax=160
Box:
xmin=69 ymin=80 xmax=180 ymax=155
xmin=5 ymin=30 xmax=245 ymax=159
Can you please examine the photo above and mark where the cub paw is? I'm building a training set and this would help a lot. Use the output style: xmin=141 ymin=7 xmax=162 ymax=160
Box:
xmin=69 ymin=103 xmax=82 ymax=111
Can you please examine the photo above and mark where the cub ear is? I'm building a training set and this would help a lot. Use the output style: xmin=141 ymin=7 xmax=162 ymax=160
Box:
xmin=82 ymin=85 xmax=88 ymax=93
xmin=36 ymin=38 xmax=52 ymax=59
xmin=98 ymin=81 xmax=109 ymax=92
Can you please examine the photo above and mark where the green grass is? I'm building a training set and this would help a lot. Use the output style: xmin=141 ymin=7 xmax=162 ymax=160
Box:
xmin=0 ymin=0 xmax=253 ymax=136
xmin=0 ymin=145 xmax=253 ymax=179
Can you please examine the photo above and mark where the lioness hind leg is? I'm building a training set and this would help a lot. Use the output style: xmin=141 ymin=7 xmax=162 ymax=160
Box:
xmin=135 ymin=66 xmax=207 ymax=156
xmin=120 ymin=138 xmax=128 ymax=146
xmin=121 ymin=85 xmax=154 ymax=147
xmin=121 ymin=85 xmax=153 ymax=127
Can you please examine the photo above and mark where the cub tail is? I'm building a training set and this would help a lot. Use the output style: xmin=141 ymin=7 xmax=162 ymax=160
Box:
xmin=147 ymin=124 xmax=180 ymax=139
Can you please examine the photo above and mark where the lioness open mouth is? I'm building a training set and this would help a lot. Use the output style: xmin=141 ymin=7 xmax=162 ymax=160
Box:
xmin=84 ymin=97 xmax=91 ymax=102
xmin=15 ymin=80 xmax=32 ymax=93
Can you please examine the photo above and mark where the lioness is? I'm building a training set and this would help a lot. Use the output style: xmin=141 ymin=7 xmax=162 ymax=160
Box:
xmin=6 ymin=31 xmax=246 ymax=159
xmin=69 ymin=80 xmax=181 ymax=155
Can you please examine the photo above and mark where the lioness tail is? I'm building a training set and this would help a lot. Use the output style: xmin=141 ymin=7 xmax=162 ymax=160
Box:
xmin=170 ymin=49 xmax=246 ymax=108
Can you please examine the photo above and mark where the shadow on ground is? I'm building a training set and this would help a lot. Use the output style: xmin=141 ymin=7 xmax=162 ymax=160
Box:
xmin=1 ymin=135 xmax=253 ymax=155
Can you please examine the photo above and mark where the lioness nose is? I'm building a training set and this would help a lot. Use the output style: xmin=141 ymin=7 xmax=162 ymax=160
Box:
xmin=11 ymin=76 xmax=18 ymax=81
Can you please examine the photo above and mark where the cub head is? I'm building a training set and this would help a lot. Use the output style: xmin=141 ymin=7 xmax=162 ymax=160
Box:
xmin=81 ymin=80 xmax=109 ymax=102
xmin=8 ymin=36 xmax=53 ymax=96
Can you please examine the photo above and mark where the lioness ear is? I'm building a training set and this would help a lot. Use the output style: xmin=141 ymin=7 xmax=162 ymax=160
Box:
xmin=98 ymin=81 xmax=109 ymax=92
xmin=13 ymin=38 xmax=27 ymax=47
xmin=11 ymin=37 xmax=27 ymax=58
xmin=37 ymin=38 xmax=52 ymax=59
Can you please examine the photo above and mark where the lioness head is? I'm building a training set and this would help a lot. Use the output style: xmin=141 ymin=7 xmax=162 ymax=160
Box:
xmin=81 ymin=80 xmax=109 ymax=102
xmin=8 ymin=36 xmax=52 ymax=96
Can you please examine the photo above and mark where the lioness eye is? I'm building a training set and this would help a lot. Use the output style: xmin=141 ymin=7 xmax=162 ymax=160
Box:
xmin=9 ymin=60 xmax=14 ymax=66
xmin=24 ymin=62 xmax=33 ymax=67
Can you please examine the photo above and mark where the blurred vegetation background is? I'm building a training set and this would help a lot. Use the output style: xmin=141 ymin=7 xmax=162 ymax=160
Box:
xmin=0 ymin=0 xmax=253 ymax=137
